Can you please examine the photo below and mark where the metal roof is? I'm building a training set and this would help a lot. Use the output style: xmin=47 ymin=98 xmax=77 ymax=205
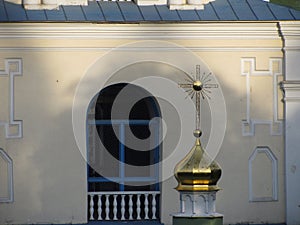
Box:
xmin=0 ymin=0 xmax=299 ymax=22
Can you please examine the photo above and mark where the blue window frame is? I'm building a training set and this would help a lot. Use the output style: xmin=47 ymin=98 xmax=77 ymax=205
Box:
xmin=87 ymin=83 xmax=161 ymax=193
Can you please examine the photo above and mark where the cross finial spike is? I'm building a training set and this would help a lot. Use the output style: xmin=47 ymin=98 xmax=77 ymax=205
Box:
xmin=196 ymin=65 xmax=201 ymax=81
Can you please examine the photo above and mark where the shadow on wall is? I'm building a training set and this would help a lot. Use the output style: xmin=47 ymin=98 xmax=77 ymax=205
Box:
xmin=0 ymin=39 xmax=286 ymax=224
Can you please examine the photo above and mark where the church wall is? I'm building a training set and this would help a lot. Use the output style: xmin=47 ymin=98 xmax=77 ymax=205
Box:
xmin=0 ymin=22 xmax=285 ymax=225
xmin=0 ymin=51 xmax=101 ymax=224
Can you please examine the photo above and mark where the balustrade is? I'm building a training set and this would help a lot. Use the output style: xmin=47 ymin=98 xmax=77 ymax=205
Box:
xmin=88 ymin=191 xmax=160 ymax=221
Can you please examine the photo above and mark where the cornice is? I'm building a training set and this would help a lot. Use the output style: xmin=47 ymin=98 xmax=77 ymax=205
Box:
xmin=0 ymin=46 xmax=282 ymax=52
xmin=279 ymin=21 xmax=300 ymax=38
xmin=0 ymin=23 xmax=281 ymax=40
xmin=279 ymin=21 xmax=300 ymax=50
xmin=280 ymin=81 xmax=300 ymax=102
xmin=281 ymin=81 xmax=300 ymax=90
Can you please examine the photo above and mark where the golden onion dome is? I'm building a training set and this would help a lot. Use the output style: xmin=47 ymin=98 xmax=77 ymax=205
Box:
xmin=174 ymin=138 xmax=221 ymax=191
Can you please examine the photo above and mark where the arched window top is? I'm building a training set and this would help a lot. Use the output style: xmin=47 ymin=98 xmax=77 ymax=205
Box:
xmin=0 ymin=148 xmax=13 ymax=203
xmin=88 ymin=83 xmax=161 ymax=120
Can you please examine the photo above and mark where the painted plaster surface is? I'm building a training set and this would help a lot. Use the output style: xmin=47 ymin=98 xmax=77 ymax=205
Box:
xmin=0 ymin=22 xmax=293 ymax=224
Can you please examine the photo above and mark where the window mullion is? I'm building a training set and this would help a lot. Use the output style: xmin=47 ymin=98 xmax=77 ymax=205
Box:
xmin=119 ymin=122 xmax=125 ymax=191
xmin=154 ymin=120 xmax=160 ymax=191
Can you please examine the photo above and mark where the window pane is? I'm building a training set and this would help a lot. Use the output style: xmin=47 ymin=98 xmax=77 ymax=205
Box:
xmin=88 ymin=124 xmax=119 ymax=178
xmin=124 ymin=183 xmax=157 ymax=191
xmin=88 ymin=182 xmax=120 ymax=192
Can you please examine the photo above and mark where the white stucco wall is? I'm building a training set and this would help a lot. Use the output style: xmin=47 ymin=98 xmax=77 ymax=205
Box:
xmin=280 ymin=21 xmax=300 ymax=225
xmin=0 ymin=22 xmax=291 ymax=225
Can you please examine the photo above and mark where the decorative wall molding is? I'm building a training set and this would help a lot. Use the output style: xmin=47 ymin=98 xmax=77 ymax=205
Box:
xmin=0 ymin=148 xmax=14 ymax=203
xmin=248 ymin=146 xmax=278 ymax=202
xmin=0 ymin=59 xmax=23 ymax=139
xmin=175 ymin=191 xmax=221 ymax=217
xmin=0 ymin=23 xmax=281 ymax=40
xmin=0 ymin=47 xmax=282 ymax=53
xmin=241 ymin=58 xmax=283 ymax=136
xmin=280 ymin=81 xmax=300 ymax=102
xmin=279 ymin=21 xmax=300 ymax=51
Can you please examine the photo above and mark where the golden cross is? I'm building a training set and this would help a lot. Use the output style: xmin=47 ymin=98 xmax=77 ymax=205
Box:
xmin=179 ymin=65 xmax=218 ymax=137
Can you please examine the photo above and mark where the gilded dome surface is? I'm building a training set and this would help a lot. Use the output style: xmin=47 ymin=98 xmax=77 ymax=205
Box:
xmin=174 ymin=138 xmax=221 ymax=191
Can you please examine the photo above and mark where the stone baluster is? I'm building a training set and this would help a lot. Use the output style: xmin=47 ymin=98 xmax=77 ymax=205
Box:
xmin=105 ymin=194 xmax=110 ymax=220
xmin=129 ymin=194 xmax=133 ymax=220
xmin=113 ymin=195 xmax=118 ymax=220
xmin=89 ymin=194 xmax=94 ymax=220
xmin=144 ymin=193 xmax=149 ymax=219
xmin=97 ymin=194 xmax=102 ymax=220
xmin=137 ymin=194 xmax=141 ymax=220
xmin=121 ymin=195 xmax=125 ymax=220
xmin=152 ymin=193 xmax=157 ymax=219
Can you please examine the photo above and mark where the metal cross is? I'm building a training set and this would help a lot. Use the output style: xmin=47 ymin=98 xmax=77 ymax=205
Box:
xmin=179 ymin=65 xmax=218 ymax=137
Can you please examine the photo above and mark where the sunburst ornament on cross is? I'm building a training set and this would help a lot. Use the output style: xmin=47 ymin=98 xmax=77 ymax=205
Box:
xmin=179 ymin=65 xmax=218 ymax=138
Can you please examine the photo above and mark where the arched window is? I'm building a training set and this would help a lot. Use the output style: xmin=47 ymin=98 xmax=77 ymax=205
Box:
xmin=87 ymin=83 xmax=161 ymax=221
xmin=0 ymin=148 xmax=13 ymax=203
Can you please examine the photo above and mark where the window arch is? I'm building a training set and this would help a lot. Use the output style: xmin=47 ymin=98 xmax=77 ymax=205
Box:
xmin=0 ymin=148 xmax=13 ymax=203
xmin=87 ymin=83 xmax=162 ymax=192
